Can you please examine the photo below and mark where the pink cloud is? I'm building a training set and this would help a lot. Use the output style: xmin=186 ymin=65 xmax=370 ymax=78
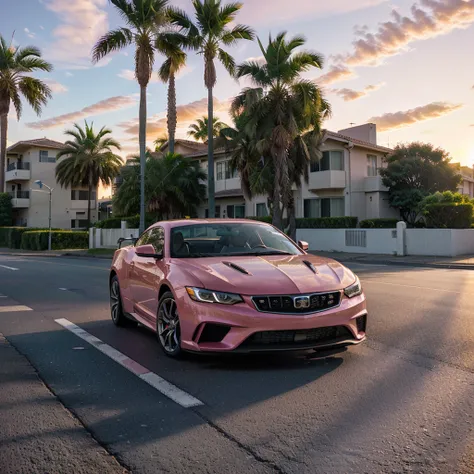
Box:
xmin=330 ymin=83 xmax=385 ymax=101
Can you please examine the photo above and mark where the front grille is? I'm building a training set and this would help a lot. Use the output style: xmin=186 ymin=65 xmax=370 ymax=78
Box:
xmin=252 ymin=291 xmax=341 ymax=314
xmin=241 ymin=326 xmax=352 ymax=348
xmin=356 ymin=315 xmax=367 ymax=333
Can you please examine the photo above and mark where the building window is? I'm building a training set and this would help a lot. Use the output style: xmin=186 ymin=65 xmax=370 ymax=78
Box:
xmin=256 ymin=203 xmax=269 ymax=217
xmin=216 ymin=162 xmax=225 ymax=181
xmin=71 ymin=190 xmax=94 ymax=201
xmin=310 ymin=151 xmax=344 ymax=172
xmin=205 ymin=206 xmax=221 ymax=218
xmin=367 ymin=155 xmax=378 ymax=177
xmin=304 ymin=198 xmax=345 ymax=218
xmin=216 ymin=161 xmax=237 ymax=180
xmin=39 ymin=150 xmax=56 ymax=163
xmin=226 ymin=205 xmax=245 ymax=219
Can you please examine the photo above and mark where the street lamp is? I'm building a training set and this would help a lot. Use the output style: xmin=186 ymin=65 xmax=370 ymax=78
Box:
xmin=32 ymin=180 xmax=53 ymax=251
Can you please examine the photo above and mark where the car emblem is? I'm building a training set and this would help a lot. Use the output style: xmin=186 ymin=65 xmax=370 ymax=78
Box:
xmin=293 ymin=296 xmax=310 ymax=309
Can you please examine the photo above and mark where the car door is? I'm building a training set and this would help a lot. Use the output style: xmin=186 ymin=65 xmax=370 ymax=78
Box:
xmin=129 ymin=227 xmax=166 ymax=326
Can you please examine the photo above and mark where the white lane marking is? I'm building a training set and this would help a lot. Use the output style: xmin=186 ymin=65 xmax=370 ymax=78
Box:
xmin=0 ymin=265 xmax=19 ymax=271
xmin=54 ymin=318 xmax=203 ymax=408
xmin=361 ymin=280 xmax=462 ymax=294
xmin=0 ymin=305 xmax=33 ymax=313
xmin=59 ymin=288 xmax=68 ymax=291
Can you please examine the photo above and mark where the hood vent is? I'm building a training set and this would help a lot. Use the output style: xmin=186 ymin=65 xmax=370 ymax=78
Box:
xmin=302 ymin=260 xmax=318 ymax=274
xmin=222 ymin=261 xmax=251 ymax=275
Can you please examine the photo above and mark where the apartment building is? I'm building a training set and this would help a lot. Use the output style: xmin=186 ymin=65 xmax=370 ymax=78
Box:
xmin=456 ymin=165 xmax=474 ymax=199
xmin=4 ymin=138 xmax=97 ymax=228
xmin=161 ymin=124 xmax=399 ymax=222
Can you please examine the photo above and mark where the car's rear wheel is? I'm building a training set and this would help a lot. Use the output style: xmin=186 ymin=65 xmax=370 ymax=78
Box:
xmin=157 ymin=292 xmax=182 ymax=358
xmin=110 ymin=275 xmax=132 ymax=327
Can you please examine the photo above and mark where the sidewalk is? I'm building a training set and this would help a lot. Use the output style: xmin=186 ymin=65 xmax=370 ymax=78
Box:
xmin=0 ymin=334 xmax=127 ymax=474
xmin=312 ymin=251 xmax=474 ymax=270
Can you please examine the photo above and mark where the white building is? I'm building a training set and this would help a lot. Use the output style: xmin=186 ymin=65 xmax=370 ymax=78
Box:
xmin=4 ymin=138 xmax=98 ymax=228
xmin=162 ymin=124 xmax=399 ymax=222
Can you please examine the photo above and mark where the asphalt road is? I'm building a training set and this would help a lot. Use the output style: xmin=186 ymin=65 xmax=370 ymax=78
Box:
xmin=0 ymin=255 xmax=472 ymax=474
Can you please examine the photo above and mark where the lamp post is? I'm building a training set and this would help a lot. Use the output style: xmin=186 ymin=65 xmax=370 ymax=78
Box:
xmin=32 ymin=180 xmax=53 ymax=251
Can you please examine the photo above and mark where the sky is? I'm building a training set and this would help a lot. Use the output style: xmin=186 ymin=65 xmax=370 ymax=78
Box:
xmin=2 ymin=0 xmax=474 ymax=197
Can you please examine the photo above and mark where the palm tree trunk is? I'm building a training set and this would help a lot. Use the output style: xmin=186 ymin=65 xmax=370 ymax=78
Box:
xmin=168 ymin=72 xmax=176 ymax=155
xmin=0 ymin=113 xmax=7 ymax=193
xmin=139 ymin=85 xmax=147 ymax=233
xmin=207 ymin=85 xmax=215 ymax=218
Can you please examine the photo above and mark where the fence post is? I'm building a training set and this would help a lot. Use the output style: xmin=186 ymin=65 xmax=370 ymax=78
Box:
xmin=396 ymin=221 xmax=406 ymax=256
xmin=89 ymin=228 xmax=95 ymax=249
xmin=95 ymin=228 xmax=102 ymax=249
xmin=121 ymin=220 xmax=127 ymax=233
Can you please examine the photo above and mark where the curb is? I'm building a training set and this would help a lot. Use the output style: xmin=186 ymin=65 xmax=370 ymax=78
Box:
xmin=336 ymin=259 xmax=474 ymax=271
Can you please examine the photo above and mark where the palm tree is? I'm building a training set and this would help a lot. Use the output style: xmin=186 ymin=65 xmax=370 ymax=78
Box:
xmin=56 ymin=121 xmax=122 ymax=229
xmin=157 ymin=34 xmax=187 ymax=155
xmin=234 ymin=32 xmax=330 ymax=233
xmin=0 ymin=35 xmax=52 ymax=191
xmin=170 ymin=0 xmax=254 ymax=218
xmin=154 ymin=134 xmax=169 ymax=152
xmin=114 ymin=152 xmax=206 ymax=219
xmin=92 ymin=0 xmax=172 ymax=233
xmin=188 ymin=116 xmax=227 ymax=142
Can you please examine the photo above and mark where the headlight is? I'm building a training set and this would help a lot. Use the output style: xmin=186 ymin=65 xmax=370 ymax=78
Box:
xmin=344 ymin=277 xmax=362 ymax=298
xmin=186 ymin=287 xmax=243 ymax=305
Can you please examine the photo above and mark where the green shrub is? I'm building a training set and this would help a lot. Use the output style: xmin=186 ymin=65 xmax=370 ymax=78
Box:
xmin=424 ymin=203 xmax=473 ymax=229
xmin=0 ymin=227 xmax=44 ymax=249
xmin=21 ymin=231 xmax=89 ymax=250
xmin=295 ymin=217 xmax=358 ymax=229
xmin=0 ymin=193 xmax=13 ymax=226
xmin=360 ymin=218 xmax=399 ymax=229
xmin=246 ymin=216 xmax=273 ymax=224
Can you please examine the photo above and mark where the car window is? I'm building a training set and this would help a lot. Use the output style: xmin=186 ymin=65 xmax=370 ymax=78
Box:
xmin=135 ymin=230 xmax=152 ymax=247
xmin=147 ymin=227 xmax=165 ymax=254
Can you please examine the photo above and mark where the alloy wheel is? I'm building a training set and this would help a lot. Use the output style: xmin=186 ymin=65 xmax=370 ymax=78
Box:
xmin=110 ymin=279 xmax=120 ymax=323
xmin=158 ymin=297 xmax=181 ymax=354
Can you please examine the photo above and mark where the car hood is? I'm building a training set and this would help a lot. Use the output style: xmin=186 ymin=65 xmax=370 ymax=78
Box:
xmin=173 ymin=254 xmax=356 ymax=295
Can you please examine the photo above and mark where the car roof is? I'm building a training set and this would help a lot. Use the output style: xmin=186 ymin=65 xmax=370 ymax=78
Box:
xmin=151 ymin=219 xmax=272 ymax=229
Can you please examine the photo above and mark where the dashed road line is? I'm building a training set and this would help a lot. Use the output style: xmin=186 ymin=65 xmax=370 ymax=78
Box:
xmin=0 ymin=265 xmax=19 ymax=271
xmin=0 ymin=305 xmax=33 ymax=313
xmin=54 ymin=318 xmax=204 ymax=408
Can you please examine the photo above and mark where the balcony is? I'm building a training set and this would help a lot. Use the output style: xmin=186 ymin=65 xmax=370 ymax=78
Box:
xmin=364 ymin=175 xmax=388 ymax=193
xmin=8 ymin=191 xmax=30 ymax=208
xmin=5 ymin=162 xmax=31 ymax=182
xmin=308 ymin=170 xmax=346 ymax=191
xmin=215 ymin=177 xmax=241 ymax=194
xmin=71 ymin=200 xmax=96 ymax=210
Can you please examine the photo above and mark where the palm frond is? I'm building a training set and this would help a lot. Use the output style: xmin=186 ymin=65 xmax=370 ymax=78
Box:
xmin=92 ymin=28 xmax=133 ymax=63
xmin=218 ymin=48 xmax=235 ymax=76
xmin=17 ymin=77 xmax=52 ymax=116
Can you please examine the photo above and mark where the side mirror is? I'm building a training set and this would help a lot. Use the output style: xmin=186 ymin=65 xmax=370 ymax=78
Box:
xmin=135 ymin=244 xmax=162 ymax=259
xmin=298 ymin=240 xmax=309 ymax=251
xmin=117 ymin=237 xmax=138 ymax=249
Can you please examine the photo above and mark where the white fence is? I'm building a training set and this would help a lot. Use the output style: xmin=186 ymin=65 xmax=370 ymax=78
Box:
xmin=297 ymin=224 xmax=474 ymax=257
xmin=89 ymin=226 xmax=139 ymax=249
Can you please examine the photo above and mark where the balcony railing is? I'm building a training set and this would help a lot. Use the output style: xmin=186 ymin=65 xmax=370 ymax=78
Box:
xmin=7 ymin=162 xmax=30 ymax=171
xmin=8 ymin=191 xmax=30 ymax=199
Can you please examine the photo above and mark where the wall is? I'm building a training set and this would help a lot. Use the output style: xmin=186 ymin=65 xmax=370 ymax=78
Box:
xmin=296 ymin=228 xmax=398 ymax=255
xmin=405 ymin=229 xmax=474 ymax=257
xmin=90 ymin=228 xmax=140 ymax=248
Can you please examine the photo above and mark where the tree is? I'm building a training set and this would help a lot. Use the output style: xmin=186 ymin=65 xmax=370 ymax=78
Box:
xmin=233 ymin=32 xmax=329 ymax=233
xmin=170 ymin=0 xmax=254 ymax=218
xmin=188 ymin=116 xmax=227 ymax=142
xmin=154 ymin=134 xmax=169 ymax=152
xmin=92 ymin=0 xmax=173 ymax=233
xmin=157 ymin=33 xmax=187 ymax=155
xmin=0 ymin=192 xmax=12 ymax=226
xmin=114 ymin=152 xmax=207 ymax=219
xmin=0 ymin=35 xmax=52 ymax=191
xmin=56 ymin=121 xmax=122 ymax=229
xmin=379 ymin=142 xmax=461 ymax=225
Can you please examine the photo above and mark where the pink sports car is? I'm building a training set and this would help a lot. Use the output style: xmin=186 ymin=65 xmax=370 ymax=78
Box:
xmin=110 ymin=219 xmax=367 ymax=357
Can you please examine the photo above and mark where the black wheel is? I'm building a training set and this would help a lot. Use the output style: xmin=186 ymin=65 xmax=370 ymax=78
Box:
xmin=110 ymin=275 xmax=132 ymax=327
xmin=157 ymin=291 xmax=182 ymax=358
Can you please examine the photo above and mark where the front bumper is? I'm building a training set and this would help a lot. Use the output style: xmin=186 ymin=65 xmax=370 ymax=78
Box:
xmin=176 ymin=288 xmax=367 ymax=353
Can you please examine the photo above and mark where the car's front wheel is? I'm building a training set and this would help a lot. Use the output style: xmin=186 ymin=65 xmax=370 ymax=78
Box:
xmin=157 ymin=292 xmax=182 ymax=358
xmin=110 ymin=275 xmax=132 ymax=327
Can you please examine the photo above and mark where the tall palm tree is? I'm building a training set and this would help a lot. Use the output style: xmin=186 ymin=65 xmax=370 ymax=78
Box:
xmin=170 ymin=0 xmax=254 ymax=218
xmin=154 ymin=134 xmax=169 ymax=152
xmin=188 ymin=116 xmax=226 ymax=142
xmin=157 ymin=33 xmax=187 ymax=155
xmin=0 ymin=35 xmax=52 ymax=191
xmin=234 ymin=32 xmax=330 ymax=232
xmin=92 ymin=0 xmax=172 ymax=233
xmin=114 ymin=152 xmax=206 ymax=219
xmin=56 ymin=121 xmax=122 ymax=229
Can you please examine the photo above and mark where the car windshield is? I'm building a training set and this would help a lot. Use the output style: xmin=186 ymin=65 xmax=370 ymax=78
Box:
xmin=170 ymin=222 xmax=301 ymax=258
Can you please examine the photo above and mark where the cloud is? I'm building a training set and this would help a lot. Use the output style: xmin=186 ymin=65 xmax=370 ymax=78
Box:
xmin=368 ymin=101 xmax=463 ymax=131
xmin=117 ymin=97 xmax=231 ymax=141
xmin=39 ymin=25 xmax=45 ymax=30
xmin=43 ymin=79 xmax=68 ymax=94
xmin=26 ymin=95 xmax=136 ymax=130
xmin=316 ymin=65 xmax=357 ymax=86
xmin=65 ymin=72 xmax=74 ymax=77
xmin=24 ymin=27 xmax=35 ymax=39
xmin=335 ymin=0 xmax=474 ymax=71
xmin=43 ymin=0 xmax=109 ymax=68
xmin=330 ymin=82 xmax=385 ymax=101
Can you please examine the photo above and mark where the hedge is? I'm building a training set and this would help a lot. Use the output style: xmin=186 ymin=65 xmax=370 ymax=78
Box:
xmin=0 ymin=227 xmax=45 ymax=249
xmin=424 ymin=203 xmax=473 ymax=229
xmin=95 ymin=215 xmax=155 ymax=229
xmin=360 ymin=218 xmax=399 ymax=229
xmin=246 ymin=216 xmax=273 ymax=224
xmin=0 ymin=193 xmax=13 ymax=226
xmin=295 ymin=217 xmax=358 ymax=229
xmin=21 ymin=231 xmax=89 ymax=251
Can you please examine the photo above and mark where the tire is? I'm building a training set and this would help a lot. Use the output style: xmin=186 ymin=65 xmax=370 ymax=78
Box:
xmin=157 ymin=291 xmax=182 ymax=358
xmin=110 ymin=275 xmax=132 ymax=327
